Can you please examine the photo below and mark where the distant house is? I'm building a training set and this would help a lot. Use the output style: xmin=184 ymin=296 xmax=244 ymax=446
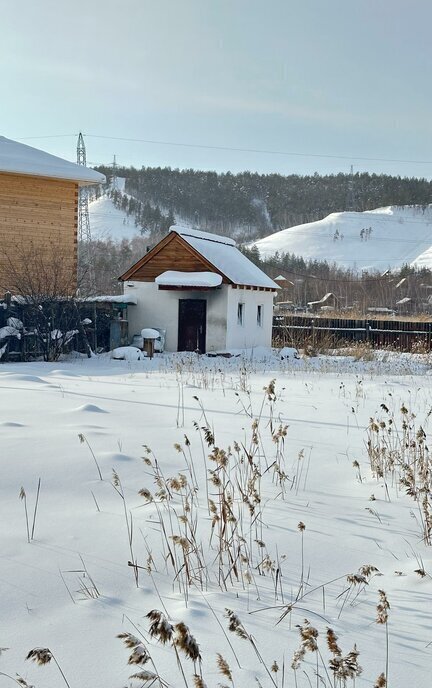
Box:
xmin=274 ymin=274 xmax=295 ymax=290
xmin=307 ymin=292 xmax=339 ymax=312
xmin=0 ymin=136 xmax=104 ymax=292
xmin=119 ymin=226 xmax=279 ymax=353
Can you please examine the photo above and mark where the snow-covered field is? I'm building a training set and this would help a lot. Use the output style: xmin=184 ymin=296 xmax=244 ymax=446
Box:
xmin=1 ymin=351 xmax=431 ymax=687
xmin=254 ymin=205 xmax=432 ymax=272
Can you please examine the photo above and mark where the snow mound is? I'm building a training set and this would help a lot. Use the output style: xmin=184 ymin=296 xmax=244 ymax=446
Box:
xmin=253 ymin=205 xmax=432 ymax=271
xmin=48 ymin=369 xmax=80 ymax=377
xmin=111 ymin=346 xmax=145 ymax=361
xmin=73 ymin=403 xmax=109 ymax=413
xmin=279 ymin=346 xmax=300 ymax=359
xmin=0 ymin=421 xmax=26 ymax=427
xmin=1 ymin=373 xmax=48 ymax=384
xmin=99 ymin=451 xmax=135 ymax=463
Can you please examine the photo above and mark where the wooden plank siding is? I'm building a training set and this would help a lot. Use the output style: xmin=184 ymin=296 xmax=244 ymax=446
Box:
xmin=0 ymin=172 xmax=78 ymax=293
xmin=121 ymin=232 xmax=231 ymax=283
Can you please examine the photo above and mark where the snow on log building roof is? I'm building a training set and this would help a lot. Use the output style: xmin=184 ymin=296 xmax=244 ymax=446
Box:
xmin=0 ymin=136 xmax=105 ymax=185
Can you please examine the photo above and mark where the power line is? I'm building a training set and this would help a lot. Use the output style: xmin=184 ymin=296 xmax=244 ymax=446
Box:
xmin=15 ymin=132 xmax=432 ymax=167
xmin=85 ymin=134 xmax=432 ymax=166
xmin=19 ymin=134 xmax=77 ymax=140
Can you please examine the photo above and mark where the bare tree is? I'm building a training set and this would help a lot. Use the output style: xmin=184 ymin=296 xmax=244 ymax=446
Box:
xmin=2 ymin=241 xmax=91 ymax=361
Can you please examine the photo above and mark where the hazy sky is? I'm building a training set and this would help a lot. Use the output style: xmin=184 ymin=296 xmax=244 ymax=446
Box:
xmin=2 ymin=0 xmax=432 ymax=178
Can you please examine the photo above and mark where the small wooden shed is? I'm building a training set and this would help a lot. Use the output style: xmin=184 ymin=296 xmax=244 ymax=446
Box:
xmin=0 ymin=136 xmax=104 ymax=292
xmin=119 ymin=226 xmax=279 ymax=353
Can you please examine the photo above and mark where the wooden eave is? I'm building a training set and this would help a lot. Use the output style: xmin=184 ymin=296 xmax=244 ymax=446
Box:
xmin=119 ymin=232 xmax=234 ymax=284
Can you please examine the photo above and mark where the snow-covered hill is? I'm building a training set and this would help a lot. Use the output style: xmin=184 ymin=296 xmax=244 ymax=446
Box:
xmin=253 ymin=205 xmax=432 ymax=272
xmin=89 ymin=195 xmax=141 ymax=242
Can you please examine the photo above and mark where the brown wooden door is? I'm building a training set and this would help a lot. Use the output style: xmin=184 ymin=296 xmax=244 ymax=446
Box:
xmin=178 ymin=299 xmax=206 ymax=353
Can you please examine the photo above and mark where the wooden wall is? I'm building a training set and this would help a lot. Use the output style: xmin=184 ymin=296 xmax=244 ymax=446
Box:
xmin=0 ymin=172 xmax=78 ymax=293
xmin=127 ymin=233 xmax=230 ymax=283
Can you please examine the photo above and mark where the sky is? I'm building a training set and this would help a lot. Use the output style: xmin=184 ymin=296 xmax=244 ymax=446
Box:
xmin=2 ymin=0 xmax=432 ymax=178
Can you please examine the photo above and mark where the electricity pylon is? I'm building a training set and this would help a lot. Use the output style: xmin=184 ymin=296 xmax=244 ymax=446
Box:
xmin=76 ymin=132 xmax=95 ymax=291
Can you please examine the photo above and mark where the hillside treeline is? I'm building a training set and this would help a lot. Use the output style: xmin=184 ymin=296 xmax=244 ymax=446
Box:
xmin=96 ymin=165 xmax=432 ymax=240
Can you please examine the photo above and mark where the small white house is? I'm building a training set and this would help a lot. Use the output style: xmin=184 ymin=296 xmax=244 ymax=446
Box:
xmin=119 ymin=226 xmax=279 ymax=353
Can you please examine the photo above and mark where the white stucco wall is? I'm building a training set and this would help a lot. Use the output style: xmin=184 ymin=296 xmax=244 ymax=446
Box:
xmin=125 ymin=281 xmax=228 ymax=352
xmin=125 ymin=282 xmax=275 ymax=352
xmin=226 ymin=287 xmax=275 ymax=349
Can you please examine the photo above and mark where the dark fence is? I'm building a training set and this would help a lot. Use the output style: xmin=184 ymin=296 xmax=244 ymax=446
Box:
xmin=273 ymin=314 xmax=432 ymax=351
xmin=0 ymin=299 xmax=122 ymax=362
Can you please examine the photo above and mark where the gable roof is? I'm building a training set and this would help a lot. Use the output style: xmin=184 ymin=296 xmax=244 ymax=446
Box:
xmin=120 ymin=226 xmax=279 ymax=289
xmin=0 ymin=136 xmax=105 ymax=185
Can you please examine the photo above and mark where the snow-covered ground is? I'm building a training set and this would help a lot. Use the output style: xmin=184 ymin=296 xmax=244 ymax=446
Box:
xmin=0 ymin=351 xmax=431 ymax=687
xmin=253 ymin=205 xmax=432 ymax=271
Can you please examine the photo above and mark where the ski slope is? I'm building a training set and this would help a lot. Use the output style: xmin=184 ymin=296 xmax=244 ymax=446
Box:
xmin=89 ymin=195 xmax=141 ymax=241
xmin=253 ymin=205 xmax=432 ymax=272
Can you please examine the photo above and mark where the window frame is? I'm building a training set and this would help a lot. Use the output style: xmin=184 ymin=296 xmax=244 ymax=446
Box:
xmin=237 ymin=301 xmax=245 ymax=326
xmin=257 ymin=303 xmax=263 ymax=327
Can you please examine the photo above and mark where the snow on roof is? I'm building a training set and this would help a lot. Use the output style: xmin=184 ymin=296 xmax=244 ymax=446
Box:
xmin=307 ymin=292 xmax=336 ymax=306
xmin=0 ymin=136 xmax=105 ymax=185
xmin=170 ymin=226 xmax=279 ymax=289
xmin=173 ymin=225 xmax=236 ymax=246
xmin=81 ymin=294 xmax=137 ymax=305
xmin=155 ymin=271 xmax=222 ymax=288
xmin=396 ymin=297 xmax=411 ymax=305
xmin=274 ymin=274 xmax=294 ymax=286
xmin=141 ymin=328 xmax=160 ymax=339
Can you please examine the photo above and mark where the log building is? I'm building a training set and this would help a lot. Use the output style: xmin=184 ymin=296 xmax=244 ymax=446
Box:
xmin=0 ymin=136 xmax=104 ymax=293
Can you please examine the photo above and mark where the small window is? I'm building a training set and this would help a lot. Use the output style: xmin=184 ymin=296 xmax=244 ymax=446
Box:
xmin=237 ymin=302 xmax=244 ymax=326
xmin=257 ymin=304 xmax=263 ymax=327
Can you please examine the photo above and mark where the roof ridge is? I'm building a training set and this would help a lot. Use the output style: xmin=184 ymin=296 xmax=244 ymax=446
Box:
xmin=177 ymin=230 xmax=235 ymax=248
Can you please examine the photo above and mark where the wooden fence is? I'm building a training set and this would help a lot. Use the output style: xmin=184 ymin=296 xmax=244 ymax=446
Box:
xmin=273 ymin=314 xmax=432 ymax=351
